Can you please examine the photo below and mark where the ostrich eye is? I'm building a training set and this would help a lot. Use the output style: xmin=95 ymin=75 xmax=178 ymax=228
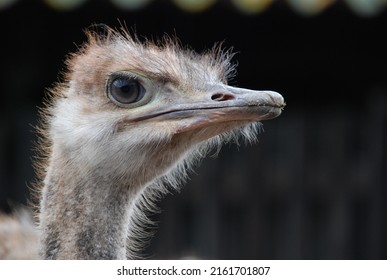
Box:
xmin=108 ymin=76 xmax=145 ymax=105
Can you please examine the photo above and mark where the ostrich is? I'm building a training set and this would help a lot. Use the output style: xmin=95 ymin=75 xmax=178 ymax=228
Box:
xmin=1 ymin=26 xmax=285 ymax=259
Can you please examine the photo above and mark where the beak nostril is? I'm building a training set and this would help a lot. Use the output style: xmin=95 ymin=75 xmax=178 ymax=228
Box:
xmin=211 ymin=93 xmax=235 ymax=102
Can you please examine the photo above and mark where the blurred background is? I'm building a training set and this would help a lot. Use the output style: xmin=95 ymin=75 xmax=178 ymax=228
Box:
xmin=0 ymin=0 xmax=386 ymax=259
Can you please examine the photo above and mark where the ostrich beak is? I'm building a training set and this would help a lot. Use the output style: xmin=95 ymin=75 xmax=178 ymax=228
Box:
xmin=152 ymin=85 xmax=285 ymax=134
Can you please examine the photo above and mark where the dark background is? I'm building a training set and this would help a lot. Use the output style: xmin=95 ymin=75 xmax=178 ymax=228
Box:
xmin=0 ymin=0 xmax=386 ymax=259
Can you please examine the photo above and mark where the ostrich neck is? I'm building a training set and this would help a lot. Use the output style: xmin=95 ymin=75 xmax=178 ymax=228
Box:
xmin=39 ymin=148 xmax=140 ymax=260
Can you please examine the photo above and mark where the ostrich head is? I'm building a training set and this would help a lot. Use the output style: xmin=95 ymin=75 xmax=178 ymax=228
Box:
xmin=38 ymin=26 xmax=285 ymax=259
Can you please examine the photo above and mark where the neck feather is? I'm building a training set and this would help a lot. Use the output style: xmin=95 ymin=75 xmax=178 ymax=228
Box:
xmin=39 ymin=148 xmax=140 ymax=259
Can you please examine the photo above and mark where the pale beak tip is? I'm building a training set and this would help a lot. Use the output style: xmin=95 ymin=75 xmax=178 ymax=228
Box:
xmin=265 ymin=90 xmax=286 ymax=109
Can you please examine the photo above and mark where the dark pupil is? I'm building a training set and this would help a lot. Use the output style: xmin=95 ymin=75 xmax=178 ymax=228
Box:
xmin=111 ymin=77 xmax=141 ymax=104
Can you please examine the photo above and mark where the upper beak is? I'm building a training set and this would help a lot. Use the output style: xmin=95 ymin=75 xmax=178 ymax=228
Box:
xmin=216 ymin=85 xmax=285 ymax=120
